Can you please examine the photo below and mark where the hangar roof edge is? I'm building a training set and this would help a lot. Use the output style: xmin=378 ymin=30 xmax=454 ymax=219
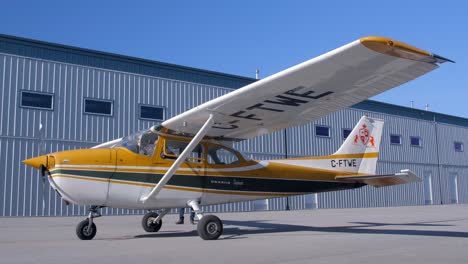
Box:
xmin=353 ymin=100 xmax=468 ymax=128
xmin=0 ymin=33 xmax=256 ymax=89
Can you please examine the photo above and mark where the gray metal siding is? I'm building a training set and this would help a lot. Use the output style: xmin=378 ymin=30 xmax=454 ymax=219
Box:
xmin=0 ymin=53 xmax=234 ymax=142
xmin=436 ymin=123 xmax=468 ymax=166
xmin=2 ymin=50 xmax=468 ymax=217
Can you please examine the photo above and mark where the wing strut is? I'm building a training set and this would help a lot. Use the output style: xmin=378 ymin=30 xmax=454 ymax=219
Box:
xmin=140 ymin=114 xmax=214 ymax=203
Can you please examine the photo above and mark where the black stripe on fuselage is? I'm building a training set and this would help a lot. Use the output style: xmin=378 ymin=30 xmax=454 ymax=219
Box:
xmin=50 ymin=169 xmax=364 ymax=194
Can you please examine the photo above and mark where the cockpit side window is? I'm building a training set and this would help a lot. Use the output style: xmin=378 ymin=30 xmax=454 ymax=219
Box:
xmin=114 ymin=129 xmax=158 ymax=156
xmin=163 ymin=139 xmax=203 ymax=163
xmin=207 ymin=145 xmax=240 ymax=165
xmin=139 ymin=132 xmax=159 ymax=156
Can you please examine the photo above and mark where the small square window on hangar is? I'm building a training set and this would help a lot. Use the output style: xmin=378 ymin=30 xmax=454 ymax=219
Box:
xmin=20 ymin=91 xmax=54 ymax=110
xmin=454 ymin=142 xmax=464 ymax=152
xmin=410 ymin=136 xmax=422 ymax=147
xmin=342 ymin=128 xmax=352 ymax=139
xmin=84 ymin=98 xmax=113 ymax=116
xmin=390 ymin=134 xmax=402 ymax=145
xmin=315 ymin=125 xmax=330 ymax=137
xmin=139 ymin=105 xmax=165 ymax=121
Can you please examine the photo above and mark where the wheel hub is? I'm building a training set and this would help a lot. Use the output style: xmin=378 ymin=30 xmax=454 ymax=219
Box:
xmin=147 ymin=217 xmax=157 ymax=226
xmin=206 ymin=222 xmax=218 ymax=235
xmin=83 ymin=226 xmax=93 ymax=236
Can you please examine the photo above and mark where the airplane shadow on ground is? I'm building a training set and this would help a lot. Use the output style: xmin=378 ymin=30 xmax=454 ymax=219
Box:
xmin=133 ymin=218 xmax=468 ymax=240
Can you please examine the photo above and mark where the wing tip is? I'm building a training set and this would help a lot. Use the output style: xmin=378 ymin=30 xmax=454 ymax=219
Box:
xmin=360 ymin=36 xmax=453 ymax=64
xmin=432 ymin=53 xmax=455 ymax=64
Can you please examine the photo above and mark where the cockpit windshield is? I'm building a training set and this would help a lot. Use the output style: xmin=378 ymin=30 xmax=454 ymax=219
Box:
xmin=114 ymin=129 xmax=159 ymax=156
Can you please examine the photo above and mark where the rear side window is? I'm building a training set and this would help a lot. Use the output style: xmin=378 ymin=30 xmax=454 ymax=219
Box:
xmin=207 ymin=145 xmax=240 ymax=165
xmin=20 ymin=91 xmax=53 ymax=110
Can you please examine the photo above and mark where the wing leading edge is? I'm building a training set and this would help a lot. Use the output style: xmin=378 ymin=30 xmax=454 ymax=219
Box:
xmin=163 ymin=36 xmax=452 ymax=140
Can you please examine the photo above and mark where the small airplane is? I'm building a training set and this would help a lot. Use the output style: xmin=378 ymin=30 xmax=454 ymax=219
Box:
xmin=23 ymin=36 xmax=452 ymax=240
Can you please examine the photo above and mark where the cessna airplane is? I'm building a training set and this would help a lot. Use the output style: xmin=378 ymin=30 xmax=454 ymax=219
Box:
xmin=23 ymin=36 xmax=452 ymax=240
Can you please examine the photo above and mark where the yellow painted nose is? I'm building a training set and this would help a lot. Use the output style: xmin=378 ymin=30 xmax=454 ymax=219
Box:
xmin=23 ymin=155 xmax=48 ymax=170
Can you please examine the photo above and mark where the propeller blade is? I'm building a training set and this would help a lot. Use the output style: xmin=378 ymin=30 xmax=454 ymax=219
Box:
xmin=38 ymin=122 xmax=46 ymax=216
xmin=39 ymin=165 xmax=47 ymax=215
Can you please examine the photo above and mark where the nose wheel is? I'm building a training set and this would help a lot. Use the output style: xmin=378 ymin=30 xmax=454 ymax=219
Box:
xmin=76 ymin=206 xmax=101 ymax=240
xmin=76 ymin=219 xmax=97 ymax=240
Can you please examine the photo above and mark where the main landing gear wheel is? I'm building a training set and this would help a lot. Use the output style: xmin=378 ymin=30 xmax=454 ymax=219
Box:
xmin=142 ymin=212 xmax=162 ymax=232
xmin=197 ymin=215 xmax=223 ymax=240
xmin=76 ymin=219 xmax=97 ymax=240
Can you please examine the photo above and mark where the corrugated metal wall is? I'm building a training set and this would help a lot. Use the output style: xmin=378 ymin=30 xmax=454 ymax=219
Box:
xmin=1 ymin=50 xmax=468 ymax=217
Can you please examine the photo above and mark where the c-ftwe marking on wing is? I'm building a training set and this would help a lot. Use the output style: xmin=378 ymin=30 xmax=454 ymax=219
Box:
xmin=23 ymin=36 xmax=452 ymax=240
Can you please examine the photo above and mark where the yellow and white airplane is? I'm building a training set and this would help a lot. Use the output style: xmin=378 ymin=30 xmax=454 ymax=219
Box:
xmin=23 ymin=36 xmax=451 ymax=240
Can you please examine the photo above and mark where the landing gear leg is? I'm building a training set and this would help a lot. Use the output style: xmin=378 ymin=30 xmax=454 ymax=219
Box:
xmin=188 ymin=200 xmax=223 ymax=240
xmin=76 ymin=205 xmax=101 ymax=240
xmin=141 ymin=208 xmax=170 ymax=232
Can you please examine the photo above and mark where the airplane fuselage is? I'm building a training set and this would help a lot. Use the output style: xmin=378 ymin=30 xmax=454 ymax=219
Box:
xmin=43 ymin=133 xmax=366 ymax=210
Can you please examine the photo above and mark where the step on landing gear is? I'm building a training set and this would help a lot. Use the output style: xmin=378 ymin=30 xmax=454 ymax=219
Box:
xmin=188 ymin=200 xmax=223 ymax=240
xmin=141 ymin=208 xmax=170 ymax=232
xmin=76 ymin=205 xmax=101 ymax=240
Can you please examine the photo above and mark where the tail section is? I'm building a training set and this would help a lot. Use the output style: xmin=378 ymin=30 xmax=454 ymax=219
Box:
xmin=273 ymin=116 xmax=383 ymax=175
xmin=334 ymin=116 xmax=383 ymax=175
xmin=271 ymin=116 xmax=419 ymax=187
xmin=333 ymin=116 xmax=420 ymax=187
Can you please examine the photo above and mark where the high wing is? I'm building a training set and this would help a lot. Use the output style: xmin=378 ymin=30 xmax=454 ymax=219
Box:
xmin=162 ymin=36 xmax=452 ymax=140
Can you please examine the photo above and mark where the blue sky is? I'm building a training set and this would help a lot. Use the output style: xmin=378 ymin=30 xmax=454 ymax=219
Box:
xmin=1 ymin=1 xmax=466 ymax=117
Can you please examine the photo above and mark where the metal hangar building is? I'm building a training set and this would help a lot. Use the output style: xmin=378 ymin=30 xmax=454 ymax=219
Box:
xmin=0 ymin=34 xmax=467 ymax=217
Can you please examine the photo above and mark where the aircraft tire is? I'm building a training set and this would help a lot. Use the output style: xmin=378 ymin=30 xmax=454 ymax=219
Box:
xmin=197 ymin=215 xmax=223 ymax=240
xmin=142 ymin=212 xmax=162 ymax=232
xmin=76 ymin=219 xmax=97 ymax=240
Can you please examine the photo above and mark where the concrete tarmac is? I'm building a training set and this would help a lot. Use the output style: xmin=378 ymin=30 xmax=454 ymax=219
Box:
xmin=1 ymin=204 xmax=468 ymax=264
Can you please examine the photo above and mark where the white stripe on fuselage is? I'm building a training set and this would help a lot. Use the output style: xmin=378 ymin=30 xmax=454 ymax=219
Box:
xmin=54 ymin=161 xmax=268 ymax=172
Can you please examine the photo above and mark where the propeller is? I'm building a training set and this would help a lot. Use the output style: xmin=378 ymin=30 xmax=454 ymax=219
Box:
xmin=39 ymin=164 xmax=47 ymax=214
xmin=38 ymin=123 xmax=46 ymax=216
